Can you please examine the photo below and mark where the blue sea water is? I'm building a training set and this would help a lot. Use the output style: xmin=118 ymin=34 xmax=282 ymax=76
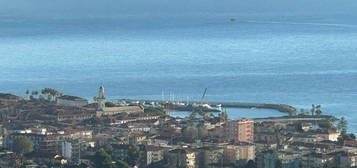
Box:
xmin=0 ymin=13 xmax=356 ymax=133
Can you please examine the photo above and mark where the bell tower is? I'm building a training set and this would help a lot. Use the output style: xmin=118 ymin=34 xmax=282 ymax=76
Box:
xmin=95 ymin=85 xmax=106 ymax=111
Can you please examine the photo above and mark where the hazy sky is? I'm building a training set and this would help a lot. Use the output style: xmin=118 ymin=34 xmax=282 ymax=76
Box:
xmin=1 ymin=0 xmax=357 ymax=18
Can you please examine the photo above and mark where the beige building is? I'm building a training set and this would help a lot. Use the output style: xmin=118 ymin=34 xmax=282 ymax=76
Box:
xmin=167 ymin=149 xmax=196 ymax=168
xmin=96 ymin=106 xmax=144 ymax=117
xmin=145 ymin=146 xmax=166 ymax=166
xmin=226 ymin=119 xmax=254 ymax=143
xmin=224 ymin=143 xmax=255 ymax=164
xmin=301 ymin=153 xmax=334 ymax=168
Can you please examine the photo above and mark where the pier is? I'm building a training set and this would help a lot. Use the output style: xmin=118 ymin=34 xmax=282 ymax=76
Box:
xmin=120 ymin=99 xmax=297 ymax=115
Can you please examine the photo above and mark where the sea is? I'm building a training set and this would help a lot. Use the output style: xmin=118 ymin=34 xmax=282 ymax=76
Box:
xmin=0 ymin=12 xmax=356 ymax=133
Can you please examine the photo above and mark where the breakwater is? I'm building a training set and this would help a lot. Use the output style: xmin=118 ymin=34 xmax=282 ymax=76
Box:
xmin=119 ymin=99 xmax=297 ymax=115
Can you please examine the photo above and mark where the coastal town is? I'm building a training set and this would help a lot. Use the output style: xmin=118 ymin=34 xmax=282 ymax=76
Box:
xmin=0 ymin=86 xmax=356 ymax=168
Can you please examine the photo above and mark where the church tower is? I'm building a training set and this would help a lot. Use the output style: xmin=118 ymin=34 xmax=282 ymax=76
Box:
xmin=96 ymin=85 xmax=106 ymax=110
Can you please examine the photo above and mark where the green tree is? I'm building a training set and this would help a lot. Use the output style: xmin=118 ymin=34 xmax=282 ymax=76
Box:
xmin=311 ymin=104 xmax=316 ymax=116
xmin=338 ymin=133 xmax=356 ymax=142
xmin=245 ymin=160 xmax=256 ymax=168
xmin=198 ymin=150 xmax=209 ymax=168
xmin=276 ymin=159 xmax=282 ymax=168
xmin=94 ymin=149 xmax=114 ymax=168
xmin=182 ymin=126 xmax=198 ymax=142
xmin=41 ymin=88 xmax=62 ymax=101
xmin=25 ymin=90 xmax=30 ymax=98
xmin=115 ymin=160 xmax=130 ymax=168
xmin=12 ymin=136 xmax=34 ymax=155
xmin=105 ymin=102 xmax=116 ymax=107
xmin=315 ymin=105 xmax=322 ymax=116
xmin=127 ymin=145 xmax=140 ymax=166
xmin=337 ymin=117 xmax=348 ymax=133
xmin=12 ymin=136 xmax=34 ymax=166
xmin=197 ymin=126 xmax=208 ymax=139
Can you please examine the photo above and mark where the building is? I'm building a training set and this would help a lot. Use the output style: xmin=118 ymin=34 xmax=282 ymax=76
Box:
xmin=256 ymin=150 xmax=279 ymax=168
xmin=93 ymin=86 xmax=106 ymax=111
xmin=145 ymin=146 xmax=166 ymax=166
xmin=167 ymin=149 xmax=196 ymax=168
xmin=96 ymin=106 xmax=144 ymax=117
xmin=61 ymin=139 xmax=81 ymax=165
xmin=56 ymin=109 xmax=96 ymax=121
xmin=335 ymin=151 xmax=357 ymax=168
xmin=56 ymin=95 xmax=88 ymax=107
xmin=0 ymin=93 xmax=23 ymax=104
xmin=254 ymin=132 xmax=277 ymax=144
xmin=301 ymin=153 xmax=334 ymax=168
xmin=5 ymin=130 xmax=62 ymax=155
xmin=226 ymin=119 xmax=254 ymax=143
xmin=197 ymin=146 xmax=224 ymax=167
xmin=93 ymin=86 xmax=144 ymax=117
xmin=224 ymin=143 xmax=255 ymax=165
xmin=112 ymin=144 xmax=129 ymax=161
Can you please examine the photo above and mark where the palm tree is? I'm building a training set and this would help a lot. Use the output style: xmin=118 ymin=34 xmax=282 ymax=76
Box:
xmin=337 ymin=117 xmax=348 ymax=133
xmin=30 ymin=91 xmax=37 ymax=99
xmin=315 ymin=105 xmax=322 ymax=116
xmin=311 ymin=104 xmax=316 ymax=116
xmin=25 ymin=90 xmax=30 ymax=98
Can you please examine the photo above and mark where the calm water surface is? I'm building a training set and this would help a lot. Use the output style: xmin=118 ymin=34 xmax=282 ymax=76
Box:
xmin=0 ymin=13 xmax=356 ymax=133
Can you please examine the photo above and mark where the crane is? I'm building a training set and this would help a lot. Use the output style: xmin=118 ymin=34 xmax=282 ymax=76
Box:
xmin=200 ymin=88 xmax=207 ymax=105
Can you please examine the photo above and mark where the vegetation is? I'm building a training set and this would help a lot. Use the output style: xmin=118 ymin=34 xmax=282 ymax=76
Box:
xmin=337 ymin=117 xmax=348 ymax=133
xmin=105 ymin=102 xmax=116 ymax=107
xmin=93 ymin=149 xmax=130 ymax=168
xmin=318 ymin=120 xmax=337 ymax=131
xmin=182 ymin=126 xmax=208 ymax=142
xmin=115 ymin=160 xmax=130 ymax=168
xmin=94 ymin=149 xmax=114 ymax=168
xmin=0 ymin=93 xmax=16 ymax=99
xmin=338 ymin=132 xmax=356 ymax=143
xmin=12 ymin=136 xmax=34 ymax=155
xmin=244 ymin=160 xmax=256 ymax=168
xmin=126 ymin=145 xmax=140 ymax=166
xmin=41 ymin=88 xmax=63 ymax=101
xmin=310 ymin=104 xmax=322 ymax=116
xmin=144 ymin=107 xmax=166 ymax=116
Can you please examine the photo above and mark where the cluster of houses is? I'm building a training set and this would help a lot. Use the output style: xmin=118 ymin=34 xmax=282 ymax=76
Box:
xmin=0 ymin=88 xmax=356 ymax=168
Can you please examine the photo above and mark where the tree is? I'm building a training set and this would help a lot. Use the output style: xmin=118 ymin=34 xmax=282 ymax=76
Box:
xmin=94 ymin=149 xmax=114 ymax=168
xmin=245 ymin=160 xmax=256 ymax=168
xmin=12 ymin=136 xmax=34 ymax=155
xmin=105 ymin=102 xmax=116 ymax=107
xmin=315 ymin=105 xmax=322 ymax=116
xmin=12 ymin=136 xmax=34 ymax=166
xmin=127 ymin=145 xmax=140 ymax=166
xmin=41 ymin=88 xmax=62 ymax=101
xmin=25 ymin=90 xmax=30 ymax=98
xmin=311 ymin=104 xmax=316 ymax=116
xmin=115 ymin=160 xmax=129 ymax=168
xmin=275 ymin=159 xmax=282 ymax=168
xmin=338 ymin=133 xmax=356 ymax=143
xmin=198 ymin=150 xmax=210 ymax=168
xmin=318 ymin=121 xmax=336 ymax=131
xmin=182 ymin=126 xmax=198 ymax=142
xmin=337 ymin=117 xmax=348 ymax=134
xmin=197 ymin=126 xmax=208 ymax=139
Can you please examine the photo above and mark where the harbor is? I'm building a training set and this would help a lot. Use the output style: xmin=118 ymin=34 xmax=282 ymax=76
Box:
xmin=115 ymin=99 xmax=297 ymax=116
